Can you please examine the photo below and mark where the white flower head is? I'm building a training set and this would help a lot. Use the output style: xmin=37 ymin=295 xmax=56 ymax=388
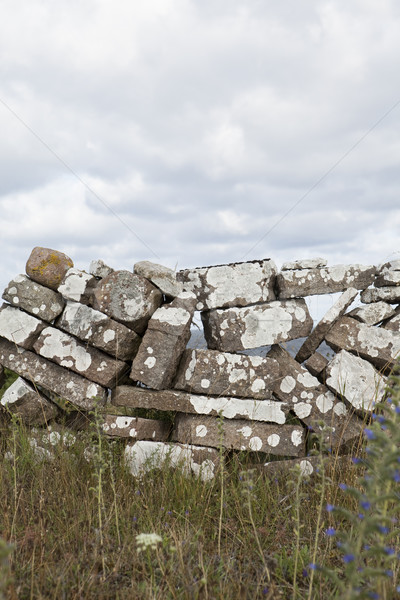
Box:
xmin=136 ymin=532 xmax=163 ymax=553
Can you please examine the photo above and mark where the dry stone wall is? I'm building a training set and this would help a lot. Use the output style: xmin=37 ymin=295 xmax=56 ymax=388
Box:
xmin=1 ymin=247 xmax=399 ymax=479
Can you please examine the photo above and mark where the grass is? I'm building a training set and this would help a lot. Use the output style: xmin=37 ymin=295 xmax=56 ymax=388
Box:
xmin=0 ymin=366 xmax=399 ymax=599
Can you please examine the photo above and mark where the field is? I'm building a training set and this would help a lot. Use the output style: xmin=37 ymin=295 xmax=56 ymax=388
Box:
xmin=0 ymin=366 xmax=399 ymax=600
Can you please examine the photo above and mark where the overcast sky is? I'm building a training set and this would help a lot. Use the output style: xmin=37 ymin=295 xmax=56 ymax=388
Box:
xmin=1 ymin=0 xmax=400 ymax=309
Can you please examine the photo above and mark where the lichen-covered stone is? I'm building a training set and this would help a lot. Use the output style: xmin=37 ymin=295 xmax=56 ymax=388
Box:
xmin=281 ymin=258 xmax=327 ymax=270
xmin=202 ymin=299 xmax=313 ymax=352
xmin=177 ymin=259 xmax=277 ymax=311
xmin=124 ymin=441 xmax=219 ymax=481
xmin=56 ymin=301 xmax=140 ymax=360
xmin=1 ymin=377 xmax=58 ymax=424
xmin=263 ymin=455 xmax=354 ymax=477
xmin=0 ymin=337 xmax=107 ymax=409
xmin=375 ymin=262 xmax=400 ymax=287
xmin=325 ymin=349 xmax=387 ymax=414
xmin=382 ymin=310 xmax=400 ymax=333
xmin=58 ymin=268 xmax=97 ymax=304
xmin=277 ymin=264 xmax=376 ymax=299
xmin=134 ymin=261 xmax=183 ymax=298
xmin=100 ymin=414 xmax=170 ymax=440
xmin=92 ymin=270 xmax=162 ymax=334
xmin=26 ymin=247 xmax=74 ymax=291
xmin=89 ymin=259 xmax=114 ymax=279
xmin=172 ymin=414 xmax=305 ymax=456
xmin=360 ymin=287 xmax=400 ymax=304
xmin=33 ymin=327 xmax=129 ymax=388
xmin=3 ymin=275 xmax=65 ymax=322
xmin=112 ymin=386 xmax=289 ymax=424
xmin=173 ymin=349 xmax=279 ymax=399
xmin=325 ymin=316 xmax=400 ymax=370
xmin=0 ymin=304 xmax=46 ymax=349
xmin=305 ymin=352 xmax=328 ymax=378
xmin=348 ymin=301 xmax=396 ymax=325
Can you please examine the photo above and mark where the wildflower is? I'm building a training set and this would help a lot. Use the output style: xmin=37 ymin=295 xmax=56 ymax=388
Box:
xmin=364 ymin=428 xmax=376 ymax=440
xmin=136 ymin=533 xmax=162 ymax=553
xmin=352 ymin=457 xmax=362 ymax=464
xmin=366 ymin=592 xmax=379 ymax=599
xmin=339 ymin=483 xmax=348 ymax=491
xmin=358 ymin=513 xmax=365 ymax=520
xmin=378 ymin=525 xmax=389 ymax=534
xmin=360 ymin=500 xmax=371 ymax=510
xmin=385 ymin=569 xmax=393 ymax=577
xmin=325 ymin=527 xmax=336 ymax=536
xmin=308 ymin=563 xmax=318 ymax=570
xmin=343 ymin=554 xmax=355 ymax=563
xmin=302 ymin=568 xmax=308 ymax=578
xmin=326 ymin=503 xmax=335 ymax=512
xmin=393 ymin=471 xmax=400 ymax=483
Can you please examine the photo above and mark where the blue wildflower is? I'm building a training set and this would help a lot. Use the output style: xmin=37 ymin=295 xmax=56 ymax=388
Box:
xmin=326 ymin=503 xmax=335 ymax=512
xmin=308 ymin=563 xmax=318 ymax=571
xmin=364 ymin=428 xmax=376 ymax=440
xmin=360 ymin=500 xmax=371 ymax=510
xmin=378 ymin=525 xmax=389 ymax=534
xmin=339 ymin=483 xmax=347 ymax=491
xmin=325 ymin=527 xmax=336 ymax=536
xmin=343 ymin=554 xmax=355 ymax=563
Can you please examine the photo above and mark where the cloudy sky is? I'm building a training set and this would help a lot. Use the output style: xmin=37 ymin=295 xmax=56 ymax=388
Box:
xmin=1 ymin=0 xmax=400 ymax=306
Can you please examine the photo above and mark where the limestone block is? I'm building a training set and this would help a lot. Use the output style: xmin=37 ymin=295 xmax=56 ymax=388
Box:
xmin=89 ymin=259 xmax=114 ymax=279
xmin=382 ymin=310 xmax=400 ymax=332
xmin=281 ymin=258 xmax=327 ymax=270
xmin=202 ymin=299 xmax=313 ymax=352
xmin=172 ymin=414 xmax=305 ymax=456
xmin=0 ymin=337 xmax=107 ymax=409
xmin=1 ymin=377 xmax=58 ymax=425
xmin=375 ymin=262 xmax=400 ymax=287
xmin=134 ymin=261 xmax=183 ymax=298
xmin=92 ymin=270 xmax=162 ymax=334
xmin=0 ymin=364 xmax=5 ymax=388
xmin=130 ymin=293 xmax=196 ymax=389
xmin=33 ymin=327 xmax=129 ymax=388
xmin=263 ymin=455 xmax=354 ymax=477
xmin=360 ymin=287 xmax=400 ymax=304
xmin=58 ymin=268 xmax=97 ymax=304
xmin=112 ymin=386 xmax=289 ymax=424
xmin=56 ymin=301 xmax=141 ymax=360
xmin=177 ymin=259 xmax=277 ymax=311
xmin=295 ymin=288 xmax=358 ymax=363
xmin=305 ymin=352 xmax=328 ymax=378
xmin=0 ymin=304 xmax=46 ymax=349
xmin=100 ymin=414 xmax=170 ymax=441
xmin=277 ymin=264 xmax=376 ymax=299
xmin=267 ymin=345 xmax=363 ymax=450
xmin=348 ymin=301 xmax=396 ymax=325
xmin=325 ymin=350 xmax=387 ymax=414
xmin=2 ymin=275 xmax=65 ymax=322
xmin=378 ymin=259 xmax=400 ymax=272
xmin=173 ymin=349 xmax=279 ymax=400
xmin=26 ymin=247 xmax=74 ymax=291
xmin=124 ymin=441 xmax=220 ymax=481
xmin=325 ymin=316 xmax=400 ymax=370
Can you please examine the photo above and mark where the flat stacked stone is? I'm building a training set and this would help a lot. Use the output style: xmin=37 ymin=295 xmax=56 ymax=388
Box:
xmin=0 ymin=337 xmax=107 ymax=410
xmin=177 ymin=259 xmax=277 ymax=311
xmin=130 ymin=292 xmax=196 ymax=389
xmin=382 ymin=310 xmax=400 ymax=332
xmin=26 ymin=247 xmax=74 ymax=290
xmin=33 ymin=327 xmax=129 ymax=388
xmin=112 ymin=386 xmax=288 ymax=424
xmin=348 ymin=301 xmax=396 ymax=325
xmin=100 ymin=414 xmax=170 ymax=440
xmin=134 ymin=261 xmax=183 ymax=298
xmin=263 ymin=455 xmax=353 ymax=477
xmin=173 ymin=349 xmax=279 ymax=399
xmin=172 ymin=414 xmax=305 ymax=456
xmin=295 ymin=288 xmax=358 ymax=363
xmin=325 ymin=349 xmax=387 ymax=415
xmin=0 ymin=304 xmax=46 ymax=350
xmin=1 ymin=377 xmax=58 ymax=425
xmin=2 ymin=275 xmax=65 ymax=321
xmin=360 ymin=287 xmax=400 ymax=304
xmin=277 ymin=264 xmax=376 ymax=298
xmin=281 ymin=258 xmax=327 ymax=270
xmin=92 ymin=270 xmax=162 ymax=334
xmin=89 ymin=259 xmax=114 ymax=279
xmin=58 ymin=268 xmax=98 ymax=304
xmin=202 ymin=299 xmax=313 ymax=352
xmin=325 ymin=316 xmax=400 ymax=370
xmin=305 ymin=352 xmax=328 ymax=378
xmin=56 ymin=301 xmax=140 ymax=360
xmin=375 ymin=260 xmax=400 ymax=287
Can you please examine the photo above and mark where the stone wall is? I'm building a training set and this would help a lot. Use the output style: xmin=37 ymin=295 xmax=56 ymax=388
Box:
xmin=1 ymin=248 xmax=399 ymax=479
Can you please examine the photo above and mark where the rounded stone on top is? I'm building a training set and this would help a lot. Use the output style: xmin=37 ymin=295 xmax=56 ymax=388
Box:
xmin=26 ymin=247 xmax=74 ymax=291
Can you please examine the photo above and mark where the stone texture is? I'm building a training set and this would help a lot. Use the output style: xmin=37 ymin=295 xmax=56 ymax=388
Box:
xmin=172 ymin=414 xmax=305 ymax=456
xmin=173 ymin=349 xmax=279 ymax=400
xmin=277 ymin=264 xmax=376 ymax=299
xmin=58 ymin=268 xmax=97 ymax=304
xmin=202 ymin=299 xmax=313 ymax=352
xmin=347 ymin=301 xmax=396 ymax=325
xmin=124 ymin=441 xmax=220 ymax=481
xmin=325 ymin=350 xmax=387 ymax=415
xmin=0 ymin=337 xmax=107 ymax=409
xmin=281 ymin=258 xmax=327 ymax=270
xmin=112 ymin=386 xmax=289 ymax=424
xmin=177 ymin=259 xmax=277 ymax=311
xmin=33 ymin=327 xmax=129 ymax=388
xmin=2 ymin=275 xmax=65 ymax=322
xmin=267 ymin=345 xmax=364 ymax=450
xmin=305 ymin=352 xmax=328 ymax=378
xmin=89 ymin=259 xmax=114 ymax=279
xmin=296 ymin=288 xmax=358 ymax=363
xmin=360 ymin=287 xmax=400 ymax=304
xmin=92 ymin=270 xmax=162 ymax=334
xmin=26 ymin=247 xmax=74 ymax=291
xmin=325 ymin=316 xmax=400 ymax=370
xmin=56 ymin=301 xmax=141 ymax=360
xmin=0 ymin=364 xmax=5 ymax=388
xmin=100 ymin=414 xmax=170 ymax=440
xmin=1 ymin=377 xmax=58 ymax=424
xmin=0 ymin=304 xmax=46 ymax=349
xmin=134 ymin=261 xmax=183 ymax=298
xmin=382 ymin=309 xmax=400 ymax=332
xmin=375 ymin=262 xmax=400 ymax=287
xmin=263 ymin=455 xmax=354 ymax=477
xmin=378 ymin=260 xmax=400 ymax=272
